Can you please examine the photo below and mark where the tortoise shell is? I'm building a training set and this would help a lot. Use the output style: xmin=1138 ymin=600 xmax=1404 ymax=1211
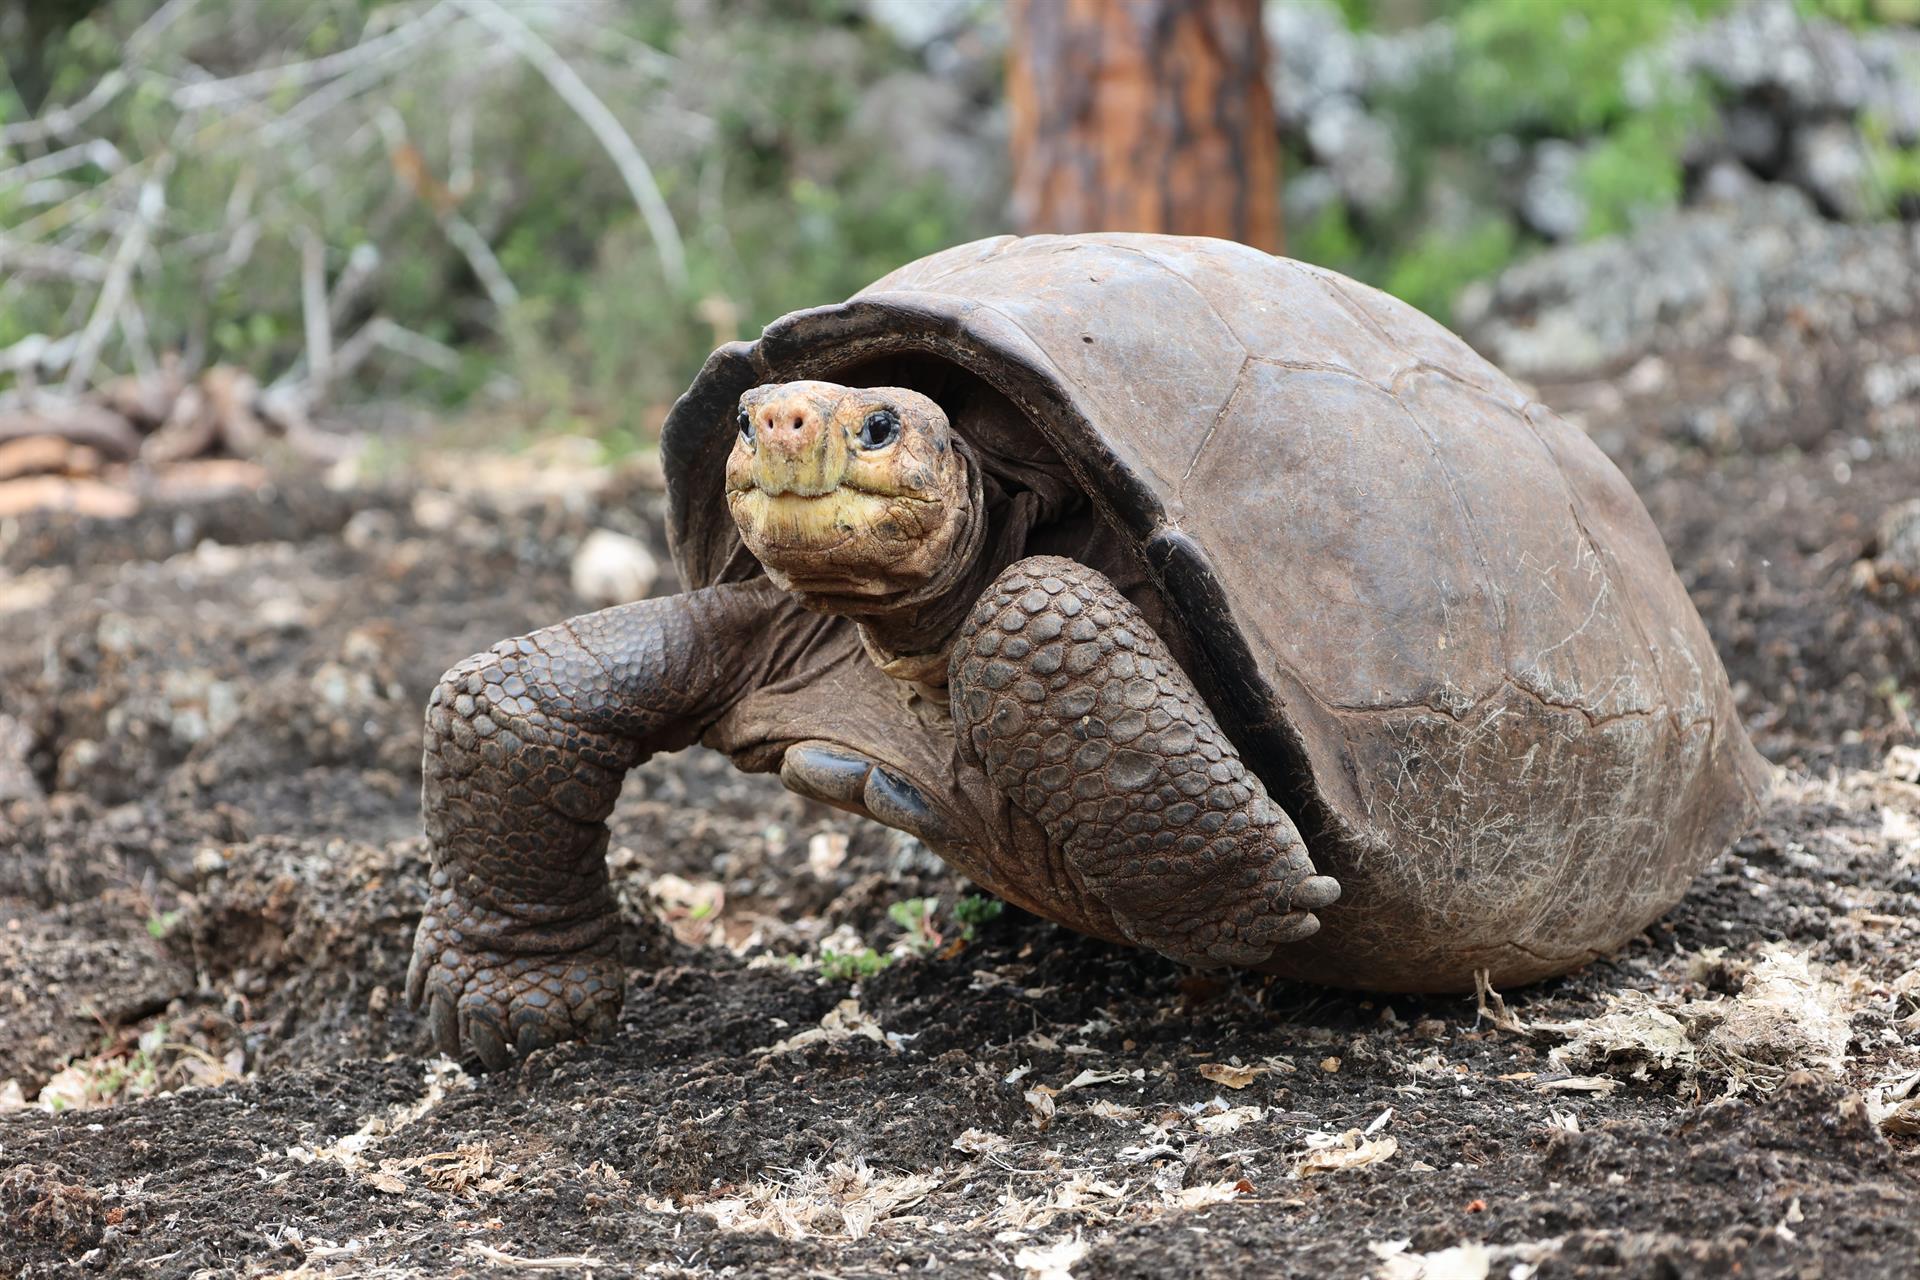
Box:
xmin=661 ymin=234 xmax=1767 ymax=991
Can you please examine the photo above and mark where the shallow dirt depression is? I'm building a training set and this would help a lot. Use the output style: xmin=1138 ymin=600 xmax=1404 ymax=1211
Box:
xmin=3 ymin=338 xmax=1920 ymax=1276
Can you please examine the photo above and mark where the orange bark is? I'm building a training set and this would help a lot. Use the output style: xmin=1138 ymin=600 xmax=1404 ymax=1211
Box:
xmin=1007 ymin=0 xmax=1281 ymax=253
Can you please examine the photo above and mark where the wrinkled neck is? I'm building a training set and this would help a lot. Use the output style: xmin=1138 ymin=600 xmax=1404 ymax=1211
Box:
xmin=853 ymin=444 xmax=996 ymax=683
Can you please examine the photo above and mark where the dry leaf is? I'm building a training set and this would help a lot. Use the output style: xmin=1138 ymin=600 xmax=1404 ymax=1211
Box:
xmin=1164 ymin=1180 xmax=1247 ymax=1209
xmin=1194 ymin=1105 xmax=1264 ymax=1136
xmin=693 ymin=1158 xmax=935 ymax=1242
xmin=1703 ymin=947 xmax=1853 ymax=1079
xmin=1198 ymin=1062 xmax=1263 ymax=1089
xmin=1293 ymin=1129 xmax=1398 ymax=1178
xmin=1544 ymin=991 xmax=1695 ymax=1076
xmin=1015 ymin=1236 xmax=1088 ymax=1280
xmin=1061 ymin=1068 xmax=1140 ymax=1092
xmin=766 ymin=999 xmax=888 ymax=1055
xmin=1867 ymin=1071 xmax=1920 ymax=1136
xmin=952 ymin=1128 xmax=1011 ymax=1155
xmin=1535 ymin=1075 xmax=1621 ymax=1096
xmin=1370 ymin=1239 xmax=1491 ymax=1280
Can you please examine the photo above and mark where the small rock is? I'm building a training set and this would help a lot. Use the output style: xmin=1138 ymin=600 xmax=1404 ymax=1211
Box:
xmin=342 ymin=507 xmax=400 ymax=553
xmin=1696 ymin=159 xmax=1761 ymax=207
xmin=1874 ymin=498 xmax=1920 ymax=580
xmin=0 ymin=714 xmax=39 ymax=803
xmin=1521 ymin=140 xmax=1588 ymax=242
xmin=410 ymin=490 xmax=462 ymax=532
xmin=571 ymin=529 xmax=660 ymax=606
xmin=1305 ymin=96 xmax=1402 ymax=214
xmin=1791 ymin=121 xmax=1875 ymax=221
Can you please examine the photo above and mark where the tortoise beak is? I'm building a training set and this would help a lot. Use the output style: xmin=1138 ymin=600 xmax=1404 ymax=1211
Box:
xmin=745 ymin=393 xmax=848 ymax=497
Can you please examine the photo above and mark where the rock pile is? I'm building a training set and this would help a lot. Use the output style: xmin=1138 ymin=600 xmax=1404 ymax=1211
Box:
xmin=1268 ymin=0 xmax=1920 ymax=242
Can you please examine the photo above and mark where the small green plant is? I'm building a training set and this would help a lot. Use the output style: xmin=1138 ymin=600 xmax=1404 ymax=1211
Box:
xmin=953 ymin=894 xmax=1004 ymax=942
xmin=819 ymin=947 xmax=892 ymax=983
xmin=1863 ymin=115 xmax=1920 ymax=218
xmin=146 ymin=909 xmax=182 ymax=940
xmin=887 ymin=897 xmax=943 ymax=956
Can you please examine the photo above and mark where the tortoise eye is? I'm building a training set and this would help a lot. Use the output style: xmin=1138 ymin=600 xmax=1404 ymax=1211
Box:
xmin=858 ymin=409 xmax=901 ymax=450
xmin=736 ymin=408 xmax=754 ymax=444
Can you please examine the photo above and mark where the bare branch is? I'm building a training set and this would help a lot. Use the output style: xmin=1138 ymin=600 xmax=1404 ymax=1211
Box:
xmin=328 ymin=243 xmax=381 ymax=324
xmin=0 ymin=399 xmax=143 ymax=459
xmin=169 ymin=3 xmax=455 ymax=110
xmin=126 ymin=0 xmax=203 ymax=54
xmin=8 ymin=158 xmax=151 ymax=244
xmin=118 ymin=301 xmax=160 ymax=382
xmin=0 ymin=139 xmax=126 ymax=188
xmin=261 ymin=315 xmax=461 ymax=430
xmin=0 ymin=72 xmax=130 ymax=148
xmin=64 ymin=162 xmax=172 ymax=395
xmin=449 ymin=0 xmax=687 ymax=290
xmin=373 ymin=107 xmax=519 ymax=314
xmin=441 ymin=214 xmax=520 ymax=311
xmin=300 ymin=230 xmax=333 ymax=391
xmin=368 ymin=319 xmax=461 ymax=372
xmin=0 ymin=236 xmax=109 ymax=283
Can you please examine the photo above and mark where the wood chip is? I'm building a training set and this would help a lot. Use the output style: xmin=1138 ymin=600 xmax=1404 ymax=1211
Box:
xmin=0 ymin=435 xmax=100 ymax=480
xmin=0 ymin=403 xmax=141 ymax=459
xmin=0 ymin=475 xmax=138 ymax=518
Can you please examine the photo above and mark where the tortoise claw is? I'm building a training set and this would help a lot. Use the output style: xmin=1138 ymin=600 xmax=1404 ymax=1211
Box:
xmin=463 ymin=1005 xmax=512 ymax=1073
xmin=408 ymin=885 xmax=624 ymax=1070
xmin=1292 ymin=875 xmax=1342 ymax=912
xmin=428 ymin=991 xmax=458 ymax=1057
xmin=780 ymin=741 xmax=874 ymax=807
xmin=781 ymin=741 xmax=957 ymax=845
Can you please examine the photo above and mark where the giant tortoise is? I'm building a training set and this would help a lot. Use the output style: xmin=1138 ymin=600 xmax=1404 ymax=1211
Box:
xmin=407 ymin=233 xmax=1768 ymax=1068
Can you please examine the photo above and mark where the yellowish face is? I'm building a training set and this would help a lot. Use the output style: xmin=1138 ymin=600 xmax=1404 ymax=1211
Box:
xmin=726 ymin=381 xmax=972 ymax=606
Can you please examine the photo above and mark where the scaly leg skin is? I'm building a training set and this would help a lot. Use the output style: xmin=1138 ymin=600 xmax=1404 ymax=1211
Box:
xmin=949 ymin=556 xmax=1340 ymax=968
xmin=408 ymin=580 xmax=780 ymax=1069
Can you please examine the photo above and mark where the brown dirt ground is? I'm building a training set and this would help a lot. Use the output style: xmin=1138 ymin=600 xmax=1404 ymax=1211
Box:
xmin=3 ymin=318 xmax=1918 ymax=1277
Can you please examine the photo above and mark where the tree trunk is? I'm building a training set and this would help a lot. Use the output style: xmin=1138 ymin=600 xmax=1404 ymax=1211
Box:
xmin=1006 ymin=0 xmax=1281 ymax=253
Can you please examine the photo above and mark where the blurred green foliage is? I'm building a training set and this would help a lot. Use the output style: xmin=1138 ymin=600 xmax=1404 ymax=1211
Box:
xmin=1863 ymin=113 xmax=1920 ymax=214
xmin=1800 ymin=0 xmax=1920 ymax=25
xmin=1297 ymin=0 xmax=1730 ymax=319
xmin=1 ymin=0 xmax=992 ymax=444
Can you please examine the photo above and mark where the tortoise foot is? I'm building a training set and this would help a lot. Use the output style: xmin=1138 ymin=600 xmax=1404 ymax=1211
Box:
xmin=406 ymin=885 xmax=623 ymax=1070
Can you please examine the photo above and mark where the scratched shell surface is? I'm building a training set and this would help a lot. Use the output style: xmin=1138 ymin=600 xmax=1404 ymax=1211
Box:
xmin=662 ymin=234 xmax=1768 ymax=990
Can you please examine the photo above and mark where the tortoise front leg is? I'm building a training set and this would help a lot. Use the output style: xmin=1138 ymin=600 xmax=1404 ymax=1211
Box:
xmin=408 ymin=580 xmax=782 ymax=1068
xmin=950 ymin=556 xmax=1340 ymax=968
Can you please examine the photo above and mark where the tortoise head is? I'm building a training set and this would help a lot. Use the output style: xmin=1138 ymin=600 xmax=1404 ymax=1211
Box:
xmin=726 ymin=381 xmax=975 ymax=607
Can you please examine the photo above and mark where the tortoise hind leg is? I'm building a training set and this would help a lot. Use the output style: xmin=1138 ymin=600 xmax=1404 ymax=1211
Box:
xmin=949 ymin=556 xmax=1339 ymax=968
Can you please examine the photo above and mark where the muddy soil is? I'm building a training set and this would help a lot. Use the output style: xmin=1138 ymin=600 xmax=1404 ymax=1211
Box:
xmin=4 ymin=240 xmax=1919 ymax=1276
